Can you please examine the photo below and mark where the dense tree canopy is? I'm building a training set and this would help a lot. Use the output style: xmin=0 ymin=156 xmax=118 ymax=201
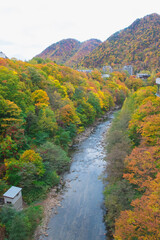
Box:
xmin=0 ymin=57 xmax=129 ymax=207
xmin=104 ymin=84 xmax=160 ymax=240
xmin=0 ymin=54 xmax=158 ymax=240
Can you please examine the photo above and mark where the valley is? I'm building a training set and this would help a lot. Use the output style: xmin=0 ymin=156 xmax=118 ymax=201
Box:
xmin=0 ymin=12 xmax=160 ymax=240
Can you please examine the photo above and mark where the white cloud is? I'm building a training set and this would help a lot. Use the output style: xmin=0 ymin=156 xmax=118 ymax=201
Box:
xmin=0 ymin=0 xmax=160 ymax=60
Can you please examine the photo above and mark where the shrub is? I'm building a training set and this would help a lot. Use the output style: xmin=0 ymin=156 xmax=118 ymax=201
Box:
xmin=38 ymin=141 xmax=70 ymax=174
xmin=0 ymin=205 xmax=43 ymax=240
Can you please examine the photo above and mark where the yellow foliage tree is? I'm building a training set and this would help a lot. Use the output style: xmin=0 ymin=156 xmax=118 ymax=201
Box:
xmin=31 ymin=89 xmax=49 ymax=108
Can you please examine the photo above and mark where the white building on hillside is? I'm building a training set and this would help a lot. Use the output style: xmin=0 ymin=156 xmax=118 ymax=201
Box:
xmin=122 ymin=65 xmax=133 ymax=75
xmin=3 ymin=186 xmax=23 ymax=210
xmin=136 ymin=73 xmax=150 ymax=79
xmin=102 ymin=65 xmax=113 ymax=73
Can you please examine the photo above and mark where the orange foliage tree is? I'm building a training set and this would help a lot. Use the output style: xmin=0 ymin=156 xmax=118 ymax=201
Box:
xmin=114 ymin=173 xmax=160 ymax=240
xmin=123 ymin=146 xmax=160 ymax=190
xmin=58 ymin=104 xmax=81 ymax=126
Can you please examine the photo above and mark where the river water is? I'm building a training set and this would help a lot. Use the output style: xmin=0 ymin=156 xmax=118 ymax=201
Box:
xmin=41 ymin=114 xmax=114 ymax=240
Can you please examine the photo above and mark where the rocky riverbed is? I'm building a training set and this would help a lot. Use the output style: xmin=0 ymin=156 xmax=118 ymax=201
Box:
xmin=34 ymin=110 xmax=116 ymax=240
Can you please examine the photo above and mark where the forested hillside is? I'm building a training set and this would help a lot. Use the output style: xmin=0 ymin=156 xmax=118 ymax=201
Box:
xmin=36 ymin=38 xmax=101 ymax=67
xmin=0 ymin=57 xmax=130 ymax=239
xmin=80 ymin=13 xmax=160 ymax=73
xmin=104 ymin=73 xmax=160 ymax=239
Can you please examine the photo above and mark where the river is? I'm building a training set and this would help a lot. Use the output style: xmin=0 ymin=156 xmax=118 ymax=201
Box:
xmin=40 ymin=113 xmax=114 ymax=240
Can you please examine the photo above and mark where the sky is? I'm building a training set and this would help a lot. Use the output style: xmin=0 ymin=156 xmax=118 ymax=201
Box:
xmin=0 ymin=0 xmax=160 ymax=60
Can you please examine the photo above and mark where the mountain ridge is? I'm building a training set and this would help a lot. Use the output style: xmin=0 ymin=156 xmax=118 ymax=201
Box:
xmin=36 ymin=38 xmax=101 ymax=67
xmin=79 ymin=13 xmax=160 ymax=72
xmin=35 ymin=13 xmax=160 ymax=72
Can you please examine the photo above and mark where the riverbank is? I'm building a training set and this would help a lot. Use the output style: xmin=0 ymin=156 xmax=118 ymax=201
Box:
xmin=73 ymin=108 xmax=119 ymax=144
xmin=34 ymin=108 xmax=118 ymax=240
xmin=34 ymin=187 xmax=63 ymax=239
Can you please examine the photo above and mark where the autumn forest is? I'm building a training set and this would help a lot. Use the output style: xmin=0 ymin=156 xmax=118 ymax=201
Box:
xmin=0 ymin=12 xmax=160 ymax=240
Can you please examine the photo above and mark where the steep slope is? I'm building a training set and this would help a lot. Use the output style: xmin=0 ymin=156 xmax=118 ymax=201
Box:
xmin=36 ymin=38 xmax=81 ymax=65
xmin=65 ymin=39 xmax=101 ymax=67
xmin=80 ymin=13 xmax=160 ymax=72
xmin=36 ymin=38 xmax=101 ymax=67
